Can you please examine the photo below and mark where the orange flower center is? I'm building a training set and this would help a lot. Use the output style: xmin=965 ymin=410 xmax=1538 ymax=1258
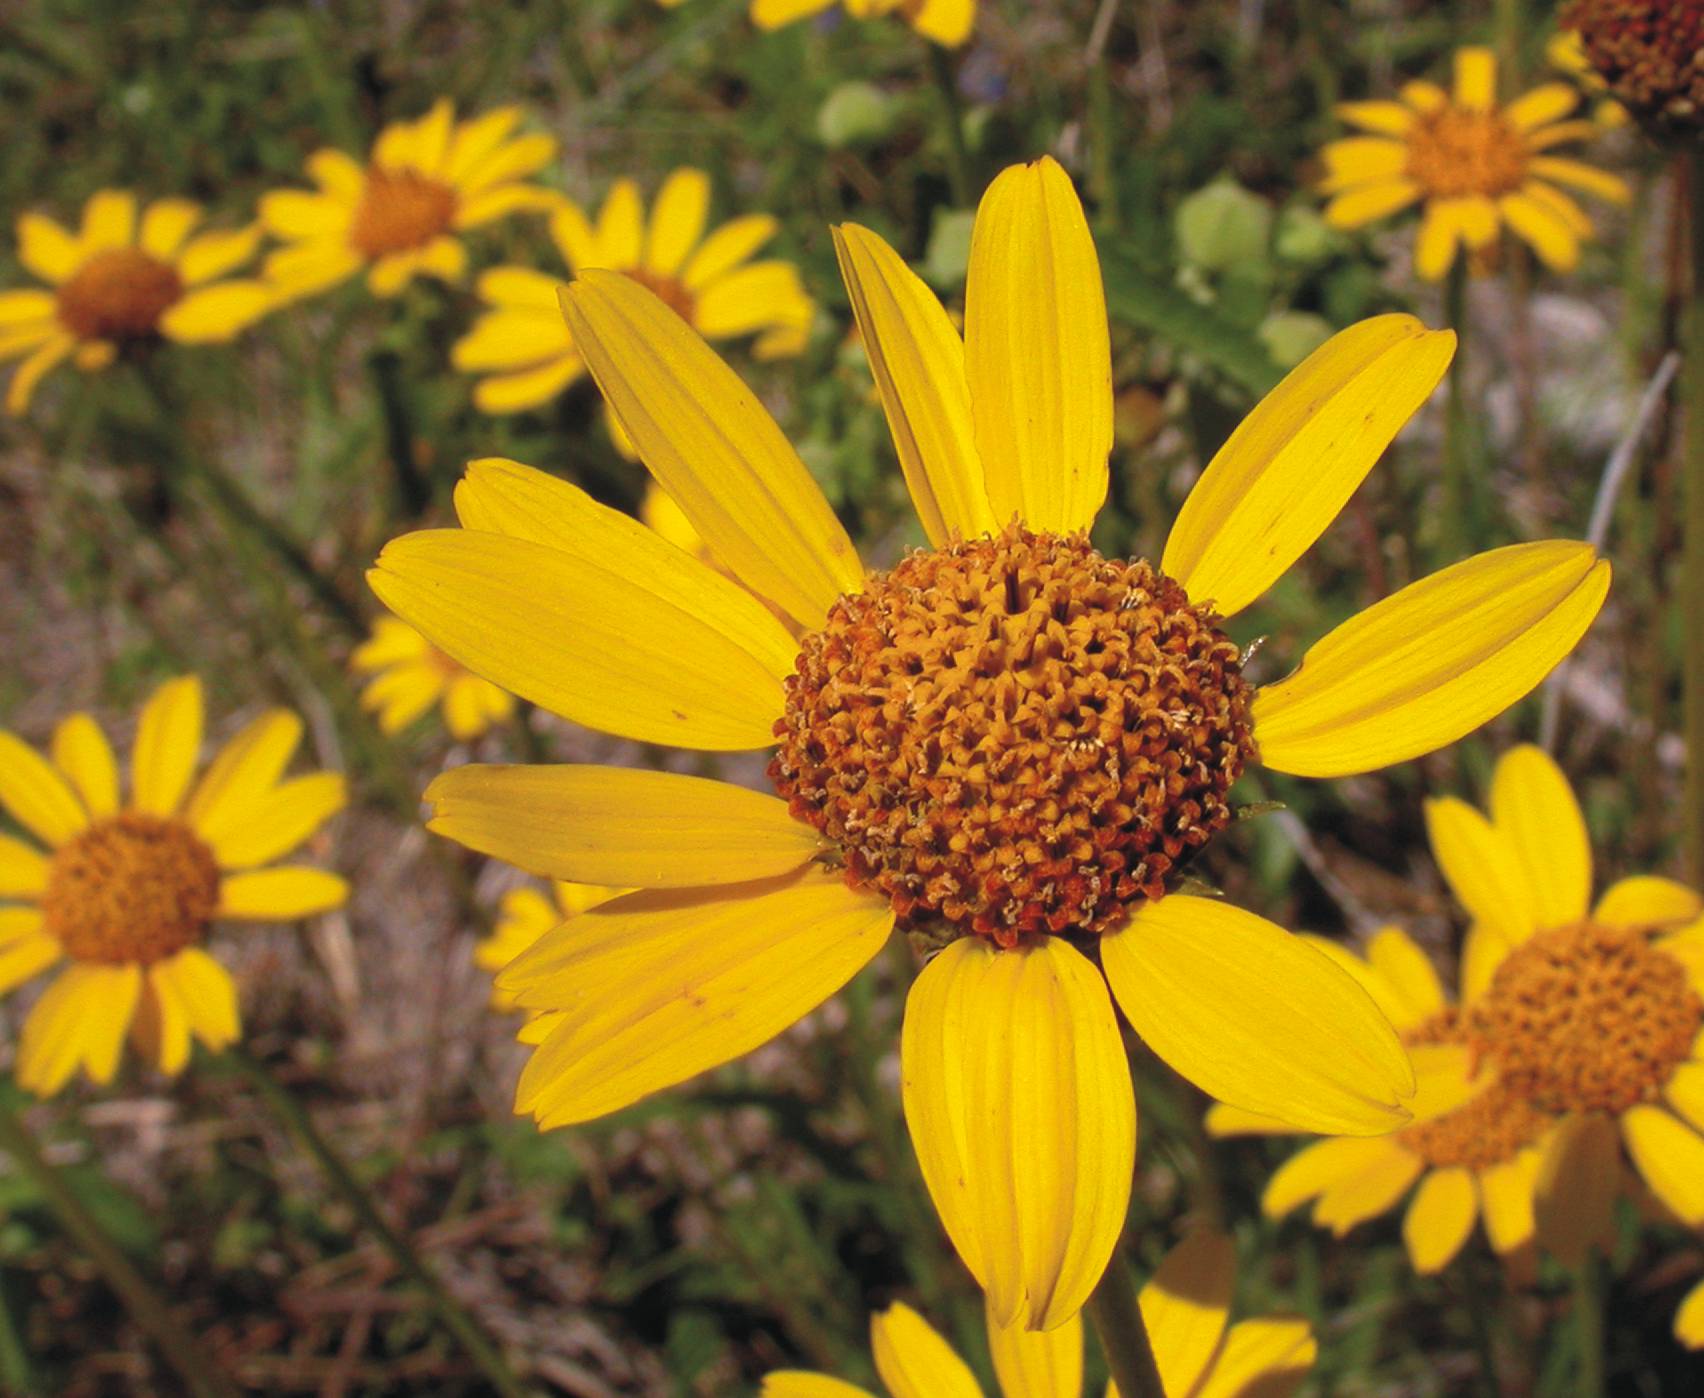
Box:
xmin=55 ymin=248 xmax=183 ymax=343
xmin=349 ymin=166 xmax=458 ymax=257
xmin=1405 ymin=109 xmax=1530 ymax=199
xmin=1400 ymin=1077 xmax=1551 ymax=1170
xmin=1563 ymin=0 xmax=1704 ymax=130
xmin=1471 ymin=920 xmax=1703 ymax=1115
xmin=769 ymin=524 xmax=1257 ymax=947
xmin=41 ymin=813 xmax=219 ymax=965
xmin=626 ymin=267 xmax=697 ymax=323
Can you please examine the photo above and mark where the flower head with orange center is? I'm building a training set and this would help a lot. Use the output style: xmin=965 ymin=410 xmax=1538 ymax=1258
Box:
xmin=451 ymin=168 xmax=814 ymax=445
xmin=1 ymin=191 xmax=272 ymax=415
xmin=1321 ymin=46 xmax=1631 ymax=279
xmin=1214 ymin=927 xmax=1559 ymax=1276
xmin=371 ymin=157 xmax=1609 ymax=1330
xmin=1424 ymin=745 xmax=1704 ymax=1258
xmin=763 ymin=1228 xmax=1315 ymax=1398
xmin=351 ymin=613 xmax=515 ymax=741
xmin=750 ymin=0 xmax=975 ymax=47
xmin=1562 ymin=0 xmax=1704 ymax=135
xmin=0 ymin=677 xmax=347 ymax=1094
xmin=259 ymin=100 xmax=558 ymax=303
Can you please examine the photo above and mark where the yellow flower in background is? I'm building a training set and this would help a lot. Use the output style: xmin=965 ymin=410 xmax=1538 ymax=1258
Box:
xmin=1428 ymin=745 xmax=1704 ymax=1259
xmin=451 ymin=167 xmax=813 ymax=436
xmin=474 ymin=880 xmax=623 ymax=1013
xmin=1321 ymin=46 xmax=1631 ymax=278
xmin=352 ymin=614 xmax=515 ymax=741
xmin=260 ymin=100 xmax=558 ymax=302
xmin=373 ymin=156 xmax=1608 ymax=1330
xmin=750 ymin=0 xmax=975 ymax=47
xmin=1213 ymin=926 xmax=1557 ymax=1275
xmin=762 ymin=1228 xmax=1315 ymax=1398
xmin=1 ymin=191 xmax=272 ymax=415
xmin=1546 ymin=29 xmax=1631 ymax=129
xmin=0 ymin=677 xmax=347 ymax=1094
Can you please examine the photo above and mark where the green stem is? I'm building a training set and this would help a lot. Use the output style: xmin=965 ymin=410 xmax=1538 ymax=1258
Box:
xmin=1085 ymin=1250 xmax=1166 ymax=1398
xmin=1442 ymin=256 xmax=1478 ymax=560
xmin=0 ymin=1102 xmax=238 ymax=1398
xmin=927 ymin=44 xmax=972 ymax=207
xmin=1455 ymin=1260 xmax=1501 ymax=1398
xmin=370 ymin=348 xmax=433 ymax=518
xmin=1572 ymin=1253 xmax=1606 ymax=1398
xmin=227 ymin=1048 xmax=529 ymax=1398
xmin=1683 ymin=147 xmax=1704 ymax=886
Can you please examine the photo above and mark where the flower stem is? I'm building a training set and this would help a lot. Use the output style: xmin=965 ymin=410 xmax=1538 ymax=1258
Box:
xmin=927 ymin=43 xmax=973 ymax=207
xmin=1572 ymin=1253 xmax=1606 ymax=1398
xmin=369 ymin=347 xmax=434 ymax=518
xmin=226 ymin=1048 xmax=530 ymax=1398
xmin=1085 ymin=1248 xmax=1167 ymax=1398
xmin=0 ymin=1100 xmax=239 ymax=1398
xmin=1682 ymin=146 xmax=1704 ymax=885
xmin=1441 ymin=256 xmax=1479 ymax=561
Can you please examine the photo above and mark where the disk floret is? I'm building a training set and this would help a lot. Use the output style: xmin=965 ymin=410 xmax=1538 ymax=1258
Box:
xmin=56 ymin=248 xmax=183 ymax=342
xmin=1405 ymin=109 xmax=1529 ymax=199
xmin=1470 ymin=920 xmax=1704 ymax=1114
xmin=42 ymin=812 xmax=220 ymax=964
xmin=351 ymin=167 xmax=458 ymax=256
xmin=769 ymin=524 xmax=1257 ymax=946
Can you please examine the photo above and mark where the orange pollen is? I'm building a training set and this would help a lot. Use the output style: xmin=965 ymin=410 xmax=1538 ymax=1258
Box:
xmin=625 ymin=267 xmax=697 ymax=322
xmin=349 ymin=166 xmax=458 ymax=257
xmin=768 ymin=524 xmax=1257 ymax=947
xmin=1470 ymin=920 xmax=1703 ymax=1115
xmin=41 ymin=812 xmax=220 ymax=965
xmin=1399 ymin=1075 xmax=1551 ymax=1171
xmin=55 ymin=248 xmax=183 ymax=342
xmin=1404 ymin=108 xmax=1529 ymax=199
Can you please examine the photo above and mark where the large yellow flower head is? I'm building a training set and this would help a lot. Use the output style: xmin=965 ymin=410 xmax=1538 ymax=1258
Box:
xmin=351 ymin=613 xmax=516 ymax=741
xmin=1426 ymin=745 xmax=1704 ymax=1258
xmin=259 ymin=100 xmax=558 ymax=303
xmin=1214 ymin=927 xmax=1557 ymax=1276
xmin=1321 ymin=46 xmax=1631 ymax=279
xmin=763 ymin=1228 xmax=1315 ymax=1398
xmin=1 ymin=191 xmax=272 ymax=415
xmin=452 ymin=167 xmax=814 ymax=433
xmin=371 ymin=156 xmax=1608 ymax=1331
xmin=0 ymin=677 xmax=347 ymax=1094
xmin=750 ymin=0 xmax=975 ymax=47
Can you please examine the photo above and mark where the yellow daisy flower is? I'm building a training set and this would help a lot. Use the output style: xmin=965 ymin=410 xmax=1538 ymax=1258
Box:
xmin=1321 ymin=46 xmax=1631 ymax=279
xmin=1211 ymin=926 xmax=1557 ymax=1275
xmin=762 ymin=1228 xmax=1315 ymax=1398
xmin=352 ymin=613 xmax=516 ymax=741
xmin=0 ymin=676 xmax=347 ymax=1094
xmin=451 ymin=167 xmax=813 ymax=432
xmin=750 ymin=0 xmax=975 ymax=48
xmin=473 ymin=879 xmax=623 ymax=1014
xmin=372 ymin=157 xmax=1609 ymax=1330
xmin=1 ymin=190 xmax=272 ymax=415
xmin=259 ymin=100 xmax=558 ymax=303
xmin=1428 ymin=745 xmax=1704 ymax=1253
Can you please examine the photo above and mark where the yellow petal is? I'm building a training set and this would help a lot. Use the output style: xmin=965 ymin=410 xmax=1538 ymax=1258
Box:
xmin=80 ymin=190 xmax=136 ymax=252
xmin=871 ymin=1303 xmax=982 ymax=1398
xmin=987 ymin=1298 xmax=1081 ymax=1398
xmin=138 ymin=198 xmax=202 ymax=259
xmin=409 ymin=98 xmax=456 ymax=175
xmin=560 ymin=271 xmax=863 ymax=629
xmin=1162 ymin=315 xmax=1452 ymax=618
xmin=1261 ymin=1136 xmax=1413 ymax=1217
xmin=0 ymin=930 xmax=60 ymax=995
xmin=156 ymin=946 xmax=241 ymax=1051
xmin=1103 ymin=896 xmax=1413 ymax=1134
xmin=5 ymin=334 xmax=74 ymax=415
xmin=1402 ymin=1166 xmax=1477 ymax=1273
xmin=1334 ymin=100 xmax=1417 ymax=136
xmin=158 ymin=281 xmax=273 ymax=344
xmin=1323 ymin=180 xmax=1424 ymax=229
xmin=306 ymin=148 xmax=366 ymax=200
xmin=454 ymin=304 xmax=570 ymax=371
xmin=443 ymin=106 xmax=523 ymax=184
xmin=1203 ymin=1101 xmax=1306 ymax=1137
xmin=218 ymin=867 xmax=349 ymax=920
xmin=900 ymin=936 xmax=1135 ymax=1332
xmin=760 ymin=1376 xmax=877 ymax=1398
xmin=131 ymin=676 xmax=203 ymax=815
xmin=1454 ymin=47 xmax=1497 ymax=110
xmin=1667 ymin=1063 xmax=1704 ymax=1135
xmin=645 ymin=168 xmax=712 ymax=276
xmin=1191 ymin=1318 xmax=1317 ymax=1398
xmin=1594 ymin=876 xmax=1704 ymax=931
xmin=1676 ymin=1280 xmax=1704 ymax=1350
xmin=1423 ymin=797 xmax=1538 ymax=946
xmin=0 ymin=730 xmax=89 ymax=845
xmin=1253 ymin=541 xmax=1609 ymax=777
xmin=909 ymin=0 xmax=974 ymax=46
xmin=1313 ymin=1145 xmax=1424 ymax=1234
xmin=51 ymin=713 xmax=118 ymax=819
xmin=1413 ymin=201 xmax=1465 ymax=281
xmin=1488 ymin=744 xmax=1591 ymax=928
xmin=1534 ymin=1113 xmax=1619 ymax=1267
xmin=750 ymin=0 xmax=838 ymax=30
xmin=507 ymin=867 xmax=891 ymax=1127
xmin=1478 ymin=1147 xmax=1542 ymax=1254
xmin=1527 ymin=156 xmax=1630 ymax=205
xmin=16 ymin=213 xmax=82 ymax=283
xmin=371 ymin=527 xmax=787 ymax=752
xmin=691 ymin=262 xmax=812 ymax=340
xmin=832 ymin=223 xmax=994 ymax=547
xmin=1498 ymin=191 xmax=1580 ymax=272
xmin=175 ymin=225 xmax=264 ymax=286
xmin=1137 ymin=1228 xmax=1233 ymax=1398
xmin=455 ymin=132 xmax=555 ymax=199
xmin=472 ymin=355 xmax=587 ymax=413
xmin=1459 ymin=922 xmax=1513 ymax=1004
xmin=1364 ymin=927 xmax=1446 ymax=1026
xmin=259 ymin=190 xmax=349 ymax=241
xmin=964 ymin=157 xmax=1111 ymax=534
xmin=452 ymin=183 xmax=558 ymax=230
xmin=1505 ymin=83 xmax=1579 ymax=131
xmin=17 ymin=962 xmax=141 ymax=1094
xmin=426 ymin=764 xmax=819 ymax=886
xmin=134 ymin=965 xmax=192 ymax=1076
xmin=196 ymin=772 xmax=345 ymax=871
xmin=183 ymin=709 xmax=304 ymax=835
xmin=682 ymin=213 xmax=780 ymax=289
xmin=1622 ymin=1106 xmax=1704 ymax=1227
xmin=1318 ymin=137 xmax=1409 ymax=190
xmin=0 ymin=835 xmax=47 ymax=899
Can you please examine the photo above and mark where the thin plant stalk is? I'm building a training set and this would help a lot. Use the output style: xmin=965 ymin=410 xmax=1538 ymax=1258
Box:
xmin=1573 ymin=1253 xmax=1606 ymax=1398
xmin=1441 ymin=256 xmax=1479 ymax=560
xmin=928 ymin=44 xmax=973 ymax=207
xmin=369 ymin=348 xmax=433 ymax=518
xmin=0 ymin=1101 xmax=239 ymax=1398
xmin=227 ymin=1048 xmax=529 ymax=1398
xmin=1085 ymin=1250 xmax=1167 ymax=1398
xmin=1683 ymin=147 xmax=1704 ymax=885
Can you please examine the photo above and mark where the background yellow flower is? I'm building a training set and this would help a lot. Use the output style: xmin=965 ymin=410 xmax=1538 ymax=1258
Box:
xmin=1 ymin=190 xmax=271 ymax=414
xmin=0 ymin=676 xmax=346 ymax=1094
xmin=749 ymin=0 xmax=975 ymax=47
xmin=351 ymin=613 xmax=515 ymax=741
